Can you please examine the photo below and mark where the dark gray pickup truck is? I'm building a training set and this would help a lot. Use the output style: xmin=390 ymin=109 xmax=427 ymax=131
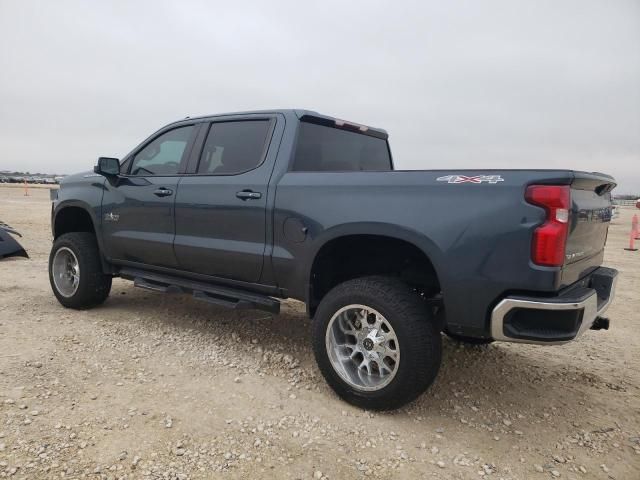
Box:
xmin=49 ymin=109 xmax=618 ymax=409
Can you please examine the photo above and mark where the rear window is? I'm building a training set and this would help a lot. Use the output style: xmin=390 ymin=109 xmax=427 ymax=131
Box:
xmin=292 ymin=121 xmax=391 ymax=172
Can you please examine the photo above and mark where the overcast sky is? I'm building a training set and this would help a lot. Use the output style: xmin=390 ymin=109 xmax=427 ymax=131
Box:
xmin=1 ymin=0 xmax=639 ymax=192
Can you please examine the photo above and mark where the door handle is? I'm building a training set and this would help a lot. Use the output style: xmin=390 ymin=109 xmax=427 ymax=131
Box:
xmin=236 ymin=190 xmax=262 ymax=200
xmin=153 ymin=187 xmax=174 ymax=197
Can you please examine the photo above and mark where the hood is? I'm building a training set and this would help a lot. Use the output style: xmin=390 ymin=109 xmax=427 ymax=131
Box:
xmin=59 ymin=170 xmax=103 ymax=185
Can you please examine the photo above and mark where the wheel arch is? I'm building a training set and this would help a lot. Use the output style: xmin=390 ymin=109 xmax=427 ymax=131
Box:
xmin=52 ymin=201 xmax=111 ymax=273
xmin=53 ymin=201 xmax=99 ymax=238
xmin=305 ymin=223 xmax=445 ymax=317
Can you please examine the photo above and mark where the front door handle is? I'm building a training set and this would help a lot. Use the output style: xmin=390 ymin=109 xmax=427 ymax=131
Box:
xmin=153 ymin=187 xmax=174 ymax=197
xmin=236 ymin=190 xmax=262 ymax=200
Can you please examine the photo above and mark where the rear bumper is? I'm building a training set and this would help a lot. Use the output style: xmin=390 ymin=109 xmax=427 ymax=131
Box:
xmin=490 ymin=266 xmax=618 ymax=345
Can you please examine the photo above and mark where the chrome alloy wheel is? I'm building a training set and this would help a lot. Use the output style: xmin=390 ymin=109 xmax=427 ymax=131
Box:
xmin=325 ymin=304 xmax=400 ymax=391
xmin=52 ymin=247 xmax=80 ymax=297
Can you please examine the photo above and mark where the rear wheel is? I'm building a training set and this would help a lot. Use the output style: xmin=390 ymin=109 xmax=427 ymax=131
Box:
xmin=49 ymin=232 xmax=112 ymax=309
xmin=312 ymin=276 xmax=442 ymax=410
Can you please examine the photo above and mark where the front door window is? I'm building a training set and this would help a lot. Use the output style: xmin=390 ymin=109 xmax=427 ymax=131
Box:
xmin=130 ymin=125 xmax=194 ymax=176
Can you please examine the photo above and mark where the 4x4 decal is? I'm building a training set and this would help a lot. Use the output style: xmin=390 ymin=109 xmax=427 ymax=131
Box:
xmin=436 ymin=175 xmax=504 ymax=184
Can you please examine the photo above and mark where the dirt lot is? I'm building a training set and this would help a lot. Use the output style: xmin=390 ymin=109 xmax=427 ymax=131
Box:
xmin=0 ymin=184 xmax=638 ymax=480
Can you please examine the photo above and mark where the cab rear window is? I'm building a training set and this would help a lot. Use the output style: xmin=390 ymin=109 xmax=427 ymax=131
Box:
xmin=292 ymin=121 xmax=391 ymax=172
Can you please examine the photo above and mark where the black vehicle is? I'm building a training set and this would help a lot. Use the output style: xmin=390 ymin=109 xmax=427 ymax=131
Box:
xmin=48 ymin=109 xmax=618 ymax=410
xmin=1 ymin=221 xmax=28 ymax=259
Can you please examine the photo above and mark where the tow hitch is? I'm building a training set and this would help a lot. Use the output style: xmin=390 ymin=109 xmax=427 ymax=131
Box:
xmin=590 ymin=316 xmax=610 ymax=331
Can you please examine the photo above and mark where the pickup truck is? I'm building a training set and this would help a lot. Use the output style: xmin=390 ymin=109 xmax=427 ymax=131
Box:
xmin=49 ymin=109 xmax=618 ymax=410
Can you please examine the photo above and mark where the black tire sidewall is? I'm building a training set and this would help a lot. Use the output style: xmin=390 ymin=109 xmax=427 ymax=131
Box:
xmin=49 ymin=233 xmax=111 ymax=309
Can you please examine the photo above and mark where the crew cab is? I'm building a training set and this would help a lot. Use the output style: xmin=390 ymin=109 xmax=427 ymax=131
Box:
xmin=49 ymin=109 xmax=618 ymax=409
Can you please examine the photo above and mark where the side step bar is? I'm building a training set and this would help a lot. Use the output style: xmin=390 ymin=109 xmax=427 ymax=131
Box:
xmin=121 ymin=268 xmax=280 ymax=314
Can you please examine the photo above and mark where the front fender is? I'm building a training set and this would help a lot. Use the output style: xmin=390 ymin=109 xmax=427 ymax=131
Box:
xmin=52 ymin=174 xmax=106 ymax=252
xmin=52 ymin=199 xmax=101 ymax=236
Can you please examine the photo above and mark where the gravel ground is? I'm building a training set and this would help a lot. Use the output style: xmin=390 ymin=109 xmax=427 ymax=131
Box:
xmin=0 ymin=184 xmax=639 ymax=480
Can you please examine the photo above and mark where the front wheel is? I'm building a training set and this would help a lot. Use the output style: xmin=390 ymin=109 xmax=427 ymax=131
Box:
xmin=49 ymin=232 xmax=112 ymax=309
xmin=312 ymin=276 xmax=442 ymax=410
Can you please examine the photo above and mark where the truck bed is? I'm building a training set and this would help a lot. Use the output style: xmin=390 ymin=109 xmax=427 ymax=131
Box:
xmin=273 ymin=168 xmax=615 ymax=337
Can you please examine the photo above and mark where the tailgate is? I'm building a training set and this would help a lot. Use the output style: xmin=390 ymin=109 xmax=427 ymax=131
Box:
xmin=561 ymin=172 xmax=616 ymax=286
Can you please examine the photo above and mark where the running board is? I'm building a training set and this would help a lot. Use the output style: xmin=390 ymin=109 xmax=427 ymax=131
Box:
xmin=121 ymin=268 xmax=280 ymax=314
xmin=134 ymin=277 xmax=184 ymax=294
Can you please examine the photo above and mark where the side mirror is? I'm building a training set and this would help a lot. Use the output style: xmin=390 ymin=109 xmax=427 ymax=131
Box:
xmin=94 ymin=157 xmax=120 ymax=176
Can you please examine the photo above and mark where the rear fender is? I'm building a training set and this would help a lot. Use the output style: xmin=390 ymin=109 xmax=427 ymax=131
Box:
xmin=304 ymin=222 xmax=445 ymax=302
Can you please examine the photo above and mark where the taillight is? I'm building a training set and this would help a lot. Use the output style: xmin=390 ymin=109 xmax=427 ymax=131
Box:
xmin=525 ymin=185 xmax=570 ymax=267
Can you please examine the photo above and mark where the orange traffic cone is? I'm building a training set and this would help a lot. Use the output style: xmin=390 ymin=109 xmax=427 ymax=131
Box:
xmin=634 ymin=214 xmax=640 ymax=240
xmin=625 ymin=224 xmax=638 ymax=251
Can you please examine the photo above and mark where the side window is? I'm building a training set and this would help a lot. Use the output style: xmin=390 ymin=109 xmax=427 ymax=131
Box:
xmin=130 ymin=125 xmax=194 ymax=176
xmin=197 ymin=120 xmax=271 ymax=175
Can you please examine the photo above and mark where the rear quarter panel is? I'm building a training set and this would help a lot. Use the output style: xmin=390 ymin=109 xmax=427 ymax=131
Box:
xmin=273 ymin=170 xmax=578 ymax=336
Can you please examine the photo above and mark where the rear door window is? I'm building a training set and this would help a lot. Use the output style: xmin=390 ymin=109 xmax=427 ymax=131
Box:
xmin=196 ymin=120 xmax=271 ymax=175
xmin=292 ymin=121 xmax=391 ymax=172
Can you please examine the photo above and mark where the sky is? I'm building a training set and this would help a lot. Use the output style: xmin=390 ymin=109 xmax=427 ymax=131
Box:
xmin=1 ymin=0 xmax=639 ymax=193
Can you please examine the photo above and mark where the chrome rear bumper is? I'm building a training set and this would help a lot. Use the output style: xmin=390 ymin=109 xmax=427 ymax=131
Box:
xmin=490 ymin=267 xmax=618 ymax=345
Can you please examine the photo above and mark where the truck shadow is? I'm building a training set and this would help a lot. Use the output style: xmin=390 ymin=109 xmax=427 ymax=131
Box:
xmin=102 ymin=283 xmax=617 ymax=430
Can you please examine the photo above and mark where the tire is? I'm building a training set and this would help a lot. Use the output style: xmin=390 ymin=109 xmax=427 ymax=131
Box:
xmin=49 ymin=232 xmax=112 ymax=309
xmin=444 ymin=330 xmax=494 ymax=346
xmin=312 ymin=276 xmax=442 ymax=410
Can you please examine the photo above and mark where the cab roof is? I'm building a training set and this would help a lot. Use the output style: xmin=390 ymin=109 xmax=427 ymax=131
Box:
xmin=176 ymin=109 xmax=389 ymax=140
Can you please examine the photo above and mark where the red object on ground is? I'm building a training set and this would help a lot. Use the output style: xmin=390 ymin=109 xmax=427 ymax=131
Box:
xmin=626 ymin=227 xmax=638 ymax=251
xmin=636 ymin=199 xmax=640 ymax=209
xmin=634 ymin=214 xmax=640 ymax=240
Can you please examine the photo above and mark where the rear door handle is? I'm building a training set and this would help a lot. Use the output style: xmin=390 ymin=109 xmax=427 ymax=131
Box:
xmin=236 ymin=190 xmax=262 ymax=200
xmin=153 ymin=187 xmax=174 ymax=197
